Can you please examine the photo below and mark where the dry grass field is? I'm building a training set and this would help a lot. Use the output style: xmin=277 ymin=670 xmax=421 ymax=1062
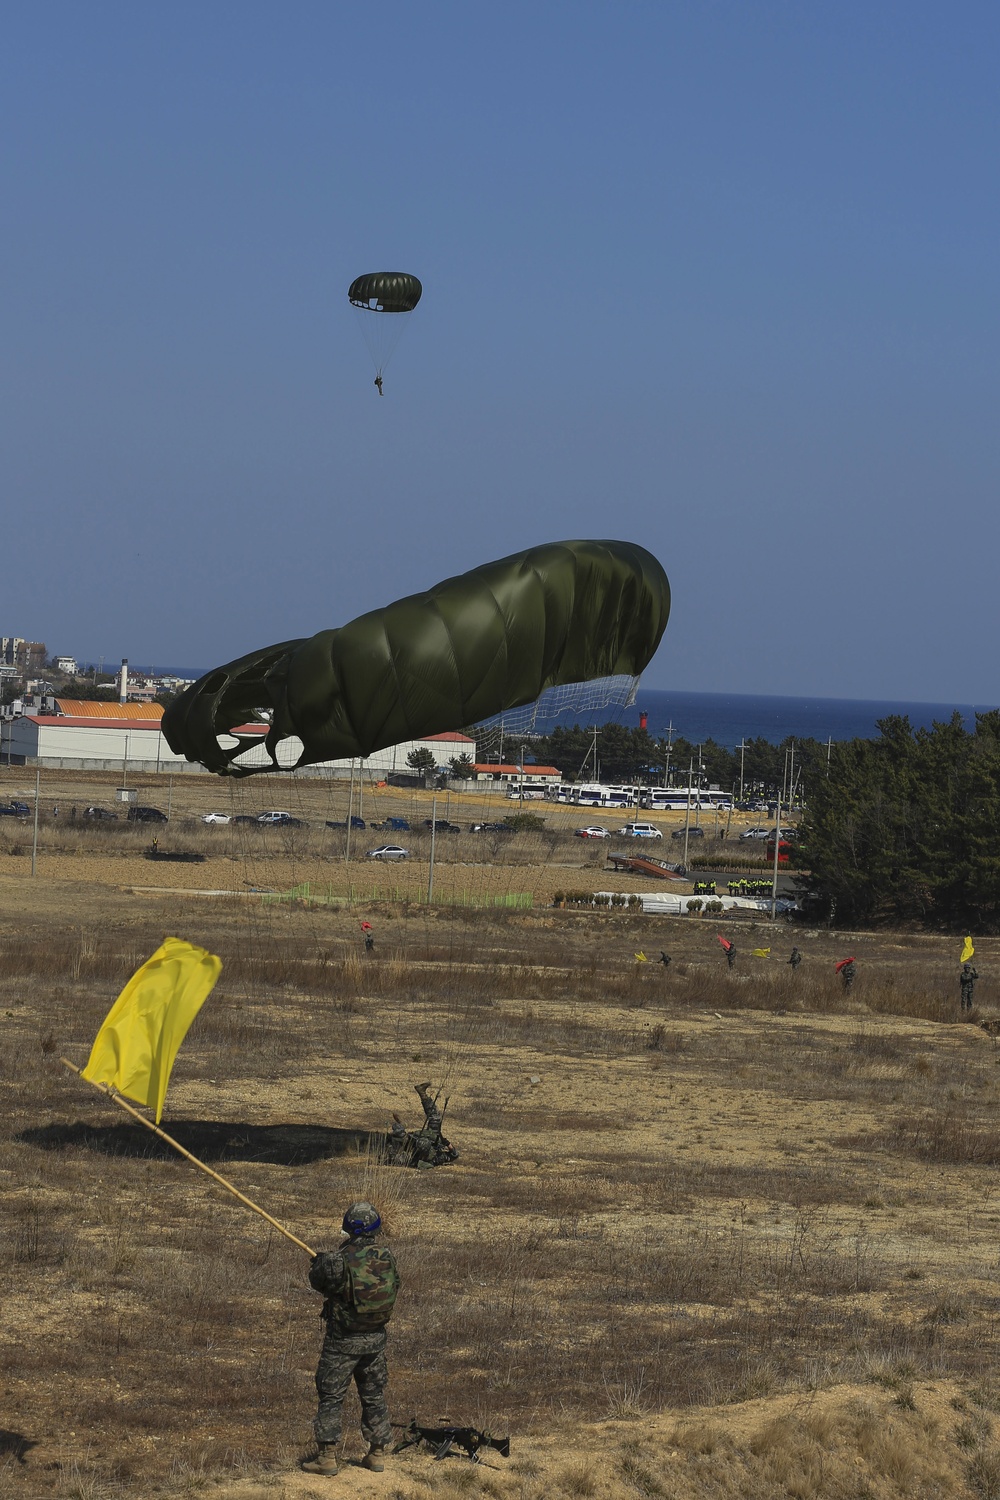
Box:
xmin=3 ymin=769 xmax=1000 ymax=1498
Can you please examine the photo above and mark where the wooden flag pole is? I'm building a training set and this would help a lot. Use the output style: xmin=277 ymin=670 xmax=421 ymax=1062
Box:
xmin=61 ymin=1058 xmax=316 ymax=1257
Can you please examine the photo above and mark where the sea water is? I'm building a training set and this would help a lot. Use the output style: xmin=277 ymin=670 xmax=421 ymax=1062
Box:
xmin=619 ymin=688 xmax=998 ymax=750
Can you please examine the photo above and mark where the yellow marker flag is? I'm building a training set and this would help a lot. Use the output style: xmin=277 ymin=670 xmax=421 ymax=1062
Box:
xmin=752 ymin=947 xmax=771 ymax=958
xmin=634 ymin=951 xmax=648 ymax=962
xmin=961 ymin=936 xmax=975 ymax=963
xmin=82 ymin=938 xmax=221 ymax=1122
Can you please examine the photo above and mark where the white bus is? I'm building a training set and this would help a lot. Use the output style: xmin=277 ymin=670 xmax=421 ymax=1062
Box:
xmin=559 ymin=783 xmax=637 ymax=808
xmin=642 ymin=787 xmax=732 ymax=812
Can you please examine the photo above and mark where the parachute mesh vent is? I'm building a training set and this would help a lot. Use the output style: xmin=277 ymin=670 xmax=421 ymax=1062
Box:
xmin=471 ymin=674 xmax=639 ymax=742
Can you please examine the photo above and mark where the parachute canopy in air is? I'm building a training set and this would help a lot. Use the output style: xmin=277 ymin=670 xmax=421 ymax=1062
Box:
xmin=162 ymin=540 xmax=670 ymax=778
xmin=348 ymin=272 xmax=422 ymax=384
xmin=348 ymin=272 xmax=422 ymax=313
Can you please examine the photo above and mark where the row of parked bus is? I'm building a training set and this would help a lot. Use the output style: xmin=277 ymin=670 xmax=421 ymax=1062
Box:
xmin=547 ymin=782 xmax=733 ymax=812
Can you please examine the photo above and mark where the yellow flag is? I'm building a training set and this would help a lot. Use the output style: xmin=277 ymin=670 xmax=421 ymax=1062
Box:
xmin=634 ymin=951 xmax=648 ymax=962
xmin=961 ymin=936 xmax=975 ymax=963
xmin=752 ymin=947 xmax=771 ymax=958
xmin=82 ymin=938 xmax=221 ymax=1122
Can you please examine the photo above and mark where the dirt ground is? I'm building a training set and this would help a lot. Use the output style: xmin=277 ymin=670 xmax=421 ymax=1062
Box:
xmin=2 ymin=768 xmax=1000 ymax=1498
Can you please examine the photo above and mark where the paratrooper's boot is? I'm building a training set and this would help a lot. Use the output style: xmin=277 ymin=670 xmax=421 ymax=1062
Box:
xmin=302 ymin=1443 xmax=339 ymax=1474
xmin=362 ymin=1445 xmax=386 ymax=1472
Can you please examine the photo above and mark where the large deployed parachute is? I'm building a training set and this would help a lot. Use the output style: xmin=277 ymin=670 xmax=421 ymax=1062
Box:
xmin=162 ymin=540 xmax=670 ymax=777
xmin=348 ymin=271 xmax=422 ymax=387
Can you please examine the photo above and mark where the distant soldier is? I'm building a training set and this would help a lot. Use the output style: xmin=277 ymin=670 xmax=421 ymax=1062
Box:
xmin=303 ymin=1201 xmax=398 ymax=1477
xmin=717 ymin=934 xmax=736 ymax=970
xmin=960 ymin=961 xmax=979 ymax=1011
xmin=386 ymin=1083 xmax=458 ymax=1169
xmin=788 ymin=947 xmax=802 ymax=970
xmin=837 ymin=957 xmax=857 ymax=993
xmin=374 ymin=374 xmax=384 ymax=396
xmin=659 ymin=951 xmax=672 ymax=968
xmin=361 ymin=920 xmax=375 ymax=955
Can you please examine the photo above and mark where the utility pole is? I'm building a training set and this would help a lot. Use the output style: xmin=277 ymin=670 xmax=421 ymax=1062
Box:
xmin=787 ymin=742 xmax=795 ymax=815
xmin=427 ymin=792 xmax=437 ymax=904
xmin=738 ymin=739 xmax=747 ymax=802
xmin=31 ymin=766 xmax=40 ymax=877
xmin=695 ymin=745 xmax=703 ymax=828
xmin=682 ymin=759 xmax=693 ymax=870
xmin=770 ymin=794 xmax=782 ymax=921
xmin=345 ymin=760 xmax=355 ymax=865
xmin=661 ymin=721 xmax=675 ymax=787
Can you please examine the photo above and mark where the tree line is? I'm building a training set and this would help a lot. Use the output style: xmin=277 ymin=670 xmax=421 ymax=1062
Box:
xmin=514 ymin=723 xmax=830 ymax=801
xmin=797 ymin=712 xmax=1000 ymax=932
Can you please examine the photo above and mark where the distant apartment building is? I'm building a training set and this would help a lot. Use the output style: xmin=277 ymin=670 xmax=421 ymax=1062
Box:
xmin=53 ymin=656 xmax=78 ymax=675
xmin=0 ymin=638 xmax=47 ymax=674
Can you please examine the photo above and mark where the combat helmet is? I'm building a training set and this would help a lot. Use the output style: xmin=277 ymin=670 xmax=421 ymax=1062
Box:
xmin=342 ymin=1200 xmax=382 ymax=1237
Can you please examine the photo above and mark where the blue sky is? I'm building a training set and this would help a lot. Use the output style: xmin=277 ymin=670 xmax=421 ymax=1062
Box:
xmin=3 ymin=2 xmax=998 ymax=701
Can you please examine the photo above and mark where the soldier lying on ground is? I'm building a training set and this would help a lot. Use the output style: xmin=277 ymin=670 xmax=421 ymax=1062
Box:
xmin=386 ymin=1082 xmax=459 ymax=1169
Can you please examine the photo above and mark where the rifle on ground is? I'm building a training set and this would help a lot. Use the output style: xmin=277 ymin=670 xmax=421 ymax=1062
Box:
xmin=392 ymin=1419 xmax=510 ymax=1463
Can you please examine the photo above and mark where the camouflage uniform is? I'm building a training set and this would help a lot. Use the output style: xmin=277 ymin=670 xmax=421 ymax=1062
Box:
xmin=386 ymin=1083 xmax=459 ymax=1169
xmin=960 ymin=962 xmax=979 ymax=1010
xmin=309 ymin=1238 xmax=393 ymax=1449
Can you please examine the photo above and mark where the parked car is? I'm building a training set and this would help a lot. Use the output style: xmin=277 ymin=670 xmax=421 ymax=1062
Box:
xmin=83 ymin=805 xmax=118 ymax=820
xmin=671 ymin=825 xmax=705 ymax=839
xmin=201 ymin=812 xmax=231 ymax=825
xmin=257 ymin=811 xmax=304 ymax=827
xmin=325 ymin=816 xmax=366 ymax=830
xmin=127 ymin=806 xmax=168 ymax=823
xmin=232 ymin=814 xmax=259 ymax=826
xmin=575 ymin=825 xmax=611 ymax=839
xmin=0 ymin=801 xmax=30 ymax=817
xmin=366 ymin=845 xmax=410 ymax=861
xmin=620 ymin=822 xmax=662 ymax=839
xmin=471 ymin=821 xmax=513 ymax=833
xmin=423 ymin=819 xmax=461 ymax=833
xmin=739 ymin=827 xmax=770 ymax=841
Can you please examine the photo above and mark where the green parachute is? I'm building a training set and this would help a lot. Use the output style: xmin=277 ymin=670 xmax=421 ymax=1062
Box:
xmin=348 ymin=272 xmax=422 ymax=389
xmin=162 ymin=540 xmax=670 ymax=777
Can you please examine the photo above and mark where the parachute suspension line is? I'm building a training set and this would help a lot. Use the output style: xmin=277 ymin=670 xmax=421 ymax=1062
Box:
xmin=348 ymin=272 xmax=422 ymax=391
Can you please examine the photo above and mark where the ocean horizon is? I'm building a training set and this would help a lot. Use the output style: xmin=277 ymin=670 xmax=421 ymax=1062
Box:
xmin=617 ymin=688 xmax=999 ymax=750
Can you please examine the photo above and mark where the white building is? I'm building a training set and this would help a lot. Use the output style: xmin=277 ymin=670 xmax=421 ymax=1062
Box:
xmin=0 ymin=701 xmax=476 ymax=777
xmin=471 ymin=761 xmax=562 ymax=788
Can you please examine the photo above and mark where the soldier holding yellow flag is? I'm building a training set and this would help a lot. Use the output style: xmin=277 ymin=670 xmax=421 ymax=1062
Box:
xmin=960 ymin=937 xmax=978 ymax=1011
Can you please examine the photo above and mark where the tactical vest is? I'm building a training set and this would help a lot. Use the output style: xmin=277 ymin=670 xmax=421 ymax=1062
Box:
xmin=327 ymin=1240 xmax=401 ymax=1334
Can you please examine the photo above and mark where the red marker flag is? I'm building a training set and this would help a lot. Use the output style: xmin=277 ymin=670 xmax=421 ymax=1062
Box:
xmin=717 ymin=934 xmax=732 ymax=952
xmin=835 ymin=956 xmax=856 ymax=972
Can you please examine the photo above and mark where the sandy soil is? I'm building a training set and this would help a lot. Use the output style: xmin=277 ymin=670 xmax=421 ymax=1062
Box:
xmin=2 ymin=767 xmax=998 ymax=1498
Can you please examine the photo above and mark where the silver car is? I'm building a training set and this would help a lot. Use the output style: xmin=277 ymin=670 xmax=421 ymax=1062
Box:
xmin=366 ymin=845 xmax=410 ymax=861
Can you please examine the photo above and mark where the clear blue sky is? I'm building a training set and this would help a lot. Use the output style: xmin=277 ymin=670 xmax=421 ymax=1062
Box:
xmin=3 ymin=2 xmax=998 ymax=701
